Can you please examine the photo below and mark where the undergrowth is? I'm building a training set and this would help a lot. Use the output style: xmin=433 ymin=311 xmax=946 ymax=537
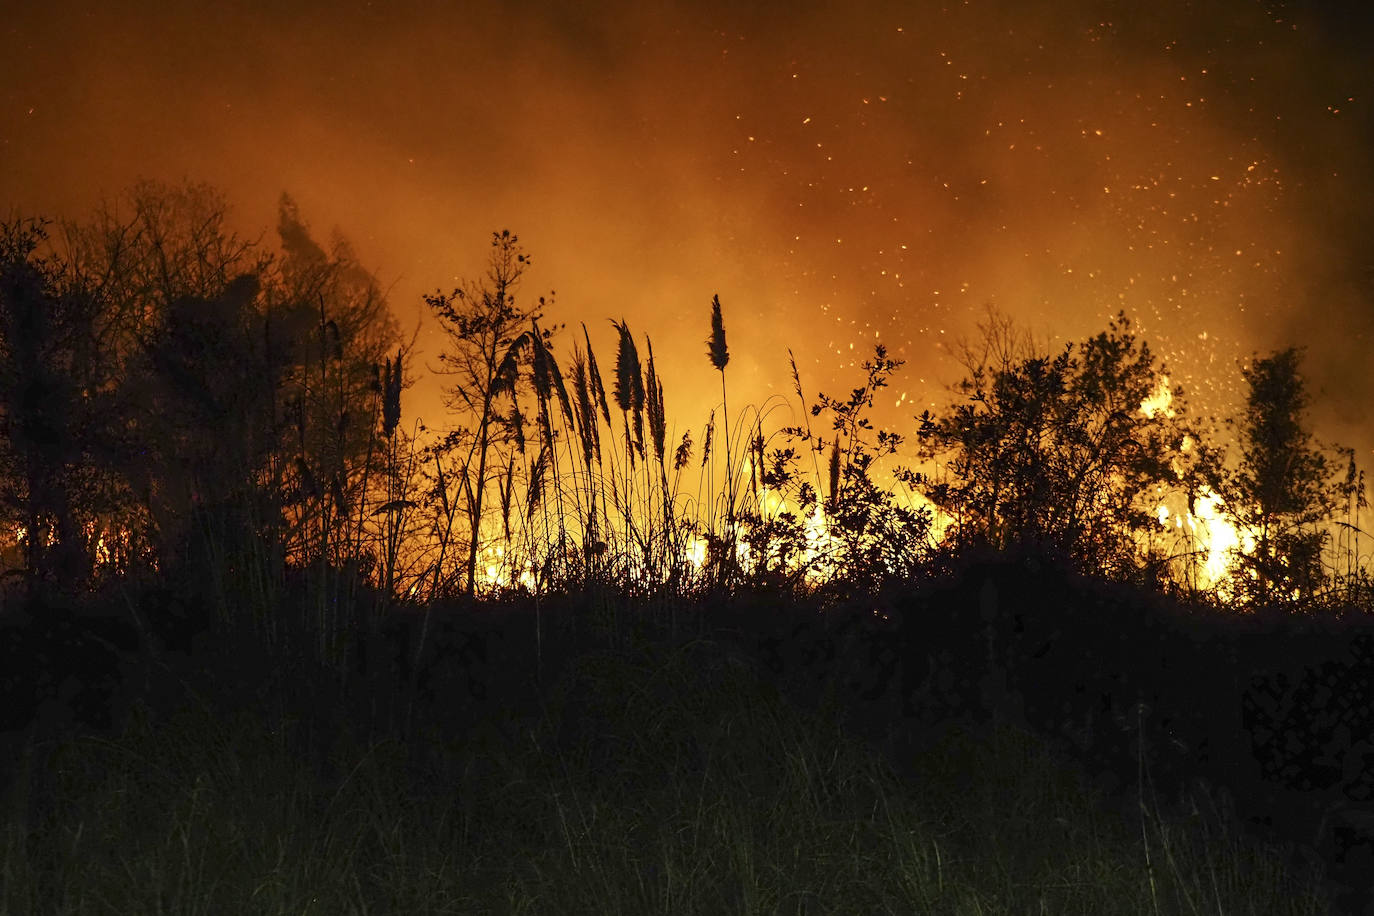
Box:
xmin=1 ymin=633 xmax=1334 ymax=915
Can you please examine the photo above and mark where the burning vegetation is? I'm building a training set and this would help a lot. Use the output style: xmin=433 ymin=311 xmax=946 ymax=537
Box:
xmin=4 ymin=181 xmax=1374 ymax=915
xmin=3 ymin=0 xmax=1373 ymax=908
xmin=0 ymin=181 xmax=1367 ymax=618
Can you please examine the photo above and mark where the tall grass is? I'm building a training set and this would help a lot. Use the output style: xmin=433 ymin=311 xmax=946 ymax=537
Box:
xmin=2 ymin=290 xmax=1356 ymax=913
xmin=423 ymin=299 xmax=940 ymax=610
xmin=707 ymin=294 xmax=737 ymax=581
xmin=54 ymin=286 xmax=1367 ymax=629
xmin=1 ymin=640 xmax=1334 ymax=916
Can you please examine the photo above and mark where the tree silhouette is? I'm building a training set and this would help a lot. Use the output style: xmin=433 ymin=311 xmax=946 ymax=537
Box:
xmin=61 ymin=182 xmax=273 ymax=584
xmin=271 ymin=194 xmax=408 ymax=580
xmin=915 ymin=311 xmax=1189 ymax=578
xmin=71 ymin=185 xmax=404 ymax=584
xmin=1211 ymin=348 xmax=1340 ymax=607
xmin=426 ymin=230 xmax=546 ymax=597
xmin=0 ymin=219 xmax=105 ymax=595
xmin=799 ymin=344 xmax=935 ymax=590
xmin=0 ymin=182 xmax=408 ymax=653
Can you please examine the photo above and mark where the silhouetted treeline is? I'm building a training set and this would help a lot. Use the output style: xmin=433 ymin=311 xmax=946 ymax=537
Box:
xmin=6 ymin=181 xmax=1374 ymax=912
xmin=1 ymin=184 xmax=404 ymax=620
xmin=1 ymin=180 xmax=1367 ymax=628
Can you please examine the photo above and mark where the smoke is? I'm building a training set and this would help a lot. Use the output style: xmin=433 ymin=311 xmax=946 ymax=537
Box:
xmin=2 ymin=0 xmax=1370 ymax=456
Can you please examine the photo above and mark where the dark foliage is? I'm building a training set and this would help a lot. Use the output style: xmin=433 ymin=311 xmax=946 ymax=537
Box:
xmin=893 ymin=550 xmax=1374 ymax=913
xmin=914 ymin=311 xmax=1196 ymax=580
xmin=3 ymin=184 xmax=1372 ymax=913
xmin=1209 ymin=348 xmax=1343 ymax=609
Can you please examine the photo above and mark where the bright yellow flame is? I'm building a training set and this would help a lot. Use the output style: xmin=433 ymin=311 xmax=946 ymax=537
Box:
xmin=473 ymin=543 xmax=537 ymax=592
xmin=1140 ymin=375 xmax=1176 ymax=419
xmin=801 ymin=503 xmax=841 ymax=580
xmin=1193 ymin=489 xmax=1252 ymax=585
xmin=1140 ymin=377 xmax=1257 ymax=592
xmin=1154 ymin=485 xmax=1256 ymax=592
xmin=686 ymin=535 xmax=708 ymax=570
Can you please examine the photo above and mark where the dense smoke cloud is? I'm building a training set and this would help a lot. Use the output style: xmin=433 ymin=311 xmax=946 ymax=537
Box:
xmin=2 ymin=0 xmax=1370 ymax=455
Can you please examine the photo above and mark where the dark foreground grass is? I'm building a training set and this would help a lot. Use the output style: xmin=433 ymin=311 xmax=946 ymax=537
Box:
xmin=1 ymin=637 xmax=1334 ymax=916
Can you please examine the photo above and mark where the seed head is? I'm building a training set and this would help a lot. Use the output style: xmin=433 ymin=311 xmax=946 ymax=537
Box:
xmin=707 ymin=294 xmax=729 ymax=371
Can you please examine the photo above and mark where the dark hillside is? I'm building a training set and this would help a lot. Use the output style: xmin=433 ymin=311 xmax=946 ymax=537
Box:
xmin=886 ymin=552 xmax=1374 ymax=914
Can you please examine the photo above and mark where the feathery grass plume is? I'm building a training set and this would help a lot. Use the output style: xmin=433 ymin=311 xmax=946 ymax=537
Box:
xmin=645 ymin=337 xmax=667 ymax=464
xmin=567 ymin=342 xmax=602 ymax=578
xmin=571 ymin=348 xmax=596 ymax=465
xmin=331 ymin=473 xmax=349 ymax=516
xmin=653 ymin=376 xmax=666 ymax=458
xmin=529 ymin=323 xmax=553 ymax=403
xmin=582 ymin=322 xmax=612 ymax=426
xmin=528 ymin=321 xmax=557 ymax=448
xmin=527 ymin=441 xmax=550 ymax=519
xmin=528 ymin=320 xmax=574 ymax=425
xmin=492 ymin=331 xmax=532 ymax=400
xmin=535 ymin=323 xmax=575 ymax=434
xmin=510 ymin=404 xmax=527 ymax=454
xmin=702 ymin=412 xmax=714 ymax=467
xmin=611 ymin=318 xmax=646 ymax=458
xmin=707 ymin=295 xmax=736 ymax=565
xmin=643 ymin=335 xmax=675 ymax=573
xmin=708 ymin=293 xmax=729 ymax=370
xmin=827 ymin=437 xmax=841 ymax=514
xmin=674 ymin=430 xmax=693 ymax=471
xmin=526 ymin=320 xmax=572 ymax=570
xmin=382 ymin=351 xmax=403 ymax=438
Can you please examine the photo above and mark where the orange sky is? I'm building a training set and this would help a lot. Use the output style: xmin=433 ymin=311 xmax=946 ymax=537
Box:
xmin=3 ymin=0 xmax=1371 ymax=460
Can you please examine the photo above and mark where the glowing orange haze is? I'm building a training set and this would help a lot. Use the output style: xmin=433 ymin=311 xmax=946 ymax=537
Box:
xmin=2 ymin=0 xmax=1371 ymax=463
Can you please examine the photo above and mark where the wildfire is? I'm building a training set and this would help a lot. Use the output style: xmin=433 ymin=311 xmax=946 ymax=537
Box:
xmin=1156 ymin=490 xmax=1252 ymax=589
xmin=476 ymin=543 xmax=536 ymax=592
xmin=1140 ymin=378 xmax=1252 ymax=591
xmin=1140 ymin=375 xmax=1176 ymax=419
xmin=683 ymin=494 xmax=838 ymax=582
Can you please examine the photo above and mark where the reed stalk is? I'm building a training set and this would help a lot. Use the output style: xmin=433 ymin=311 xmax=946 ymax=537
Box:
xmin=707 ymin=295 xmax=735 ymax=582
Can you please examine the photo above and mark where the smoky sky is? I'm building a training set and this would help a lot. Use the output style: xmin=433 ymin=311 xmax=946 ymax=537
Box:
xmin=3 ymin=0 xmax=1371 ymax=456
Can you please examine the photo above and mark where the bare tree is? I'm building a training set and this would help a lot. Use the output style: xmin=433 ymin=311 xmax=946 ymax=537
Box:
xmin=271 ymin=194 xmax=408 ymax=577
xmin=426 ymin=230 xmax=547 ymax=596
